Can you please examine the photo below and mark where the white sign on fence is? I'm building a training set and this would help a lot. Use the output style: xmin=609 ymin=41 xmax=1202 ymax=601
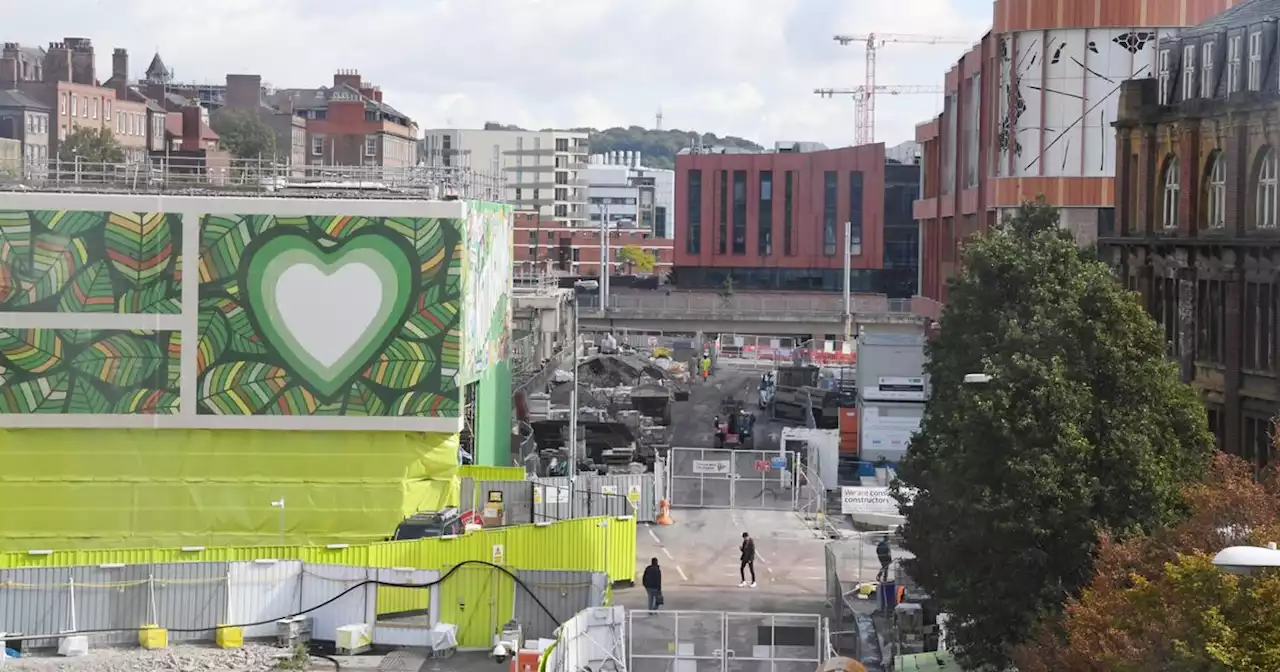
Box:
xmin=692 ymin=460 xmax=731 ymax=475
xmin=840 ymin=487 xmax=900 ymax=515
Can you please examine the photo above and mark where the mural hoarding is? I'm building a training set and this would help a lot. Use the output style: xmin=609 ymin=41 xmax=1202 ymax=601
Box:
xmin=462 ymin=201 xmax=513 ymax=383
xmin=0 ymin=195 xmax=470 ymax=431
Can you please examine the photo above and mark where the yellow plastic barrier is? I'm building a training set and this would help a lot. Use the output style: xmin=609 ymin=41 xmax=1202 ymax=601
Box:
xmin=458 ymin=465 xmax=526 ymax=482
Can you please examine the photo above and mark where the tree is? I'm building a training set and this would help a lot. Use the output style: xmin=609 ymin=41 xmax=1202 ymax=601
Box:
xmin=210 ymin=108 xmax=276 ymax=160
xmin=617 ymin=245 xmax=656 ymax=273
xmin=894 ymin=199 xmax=1214 ymax=668
xmin=58 ymin=126 xmax=124 ymax=163
xmin=1013 ymin=452 xmax=1280 ymax=671
xmin=719 ymin=275 xmax=735 ymax=304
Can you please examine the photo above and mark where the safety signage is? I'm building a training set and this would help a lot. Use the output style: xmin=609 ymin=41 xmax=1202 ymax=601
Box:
xmin=492 ymin=544 xmax=505 ymax=565
xmin=692 ymin=460 xmax=730 ymax=475
xmin=601 ymin=484 xmax=618 ymax=495
xmin=628 ymin=484 xmax=641 ymax=502
xmin=770 ymin=456 xmax=787 ymax=469
xmin=754 ymin=460 xmax=770 ymax=472
xmin=840 ymin=487 xmax=901 ymax=515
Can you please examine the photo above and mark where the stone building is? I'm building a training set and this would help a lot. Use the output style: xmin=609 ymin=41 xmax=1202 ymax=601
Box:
xmin=1105 ymin=0 xmax=1280 ymax=469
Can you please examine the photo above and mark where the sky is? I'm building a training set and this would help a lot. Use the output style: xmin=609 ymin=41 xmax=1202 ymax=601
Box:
xmin=11 ymin=0 xmax=995 ymax=149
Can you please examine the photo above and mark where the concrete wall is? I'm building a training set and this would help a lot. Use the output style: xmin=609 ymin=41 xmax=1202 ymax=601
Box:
xmin=0 ymin=137 xmax=18 ymax=174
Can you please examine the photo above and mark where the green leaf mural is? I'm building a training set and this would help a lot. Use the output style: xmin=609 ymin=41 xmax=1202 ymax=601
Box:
xmin=32 ymin=210 xmax=107 ymax=237
xmin=199 ymin=215 xmax=252 ymax=284
xmin=104 ymin=212 xmax=173 ymax=286
xmin=201 ymin=296 xmax=266 ymax=355
xmin=401 ymin=284 xmax=459 ymax=341
xmin=314 ymin=215 xmax=376 ymax=239
xmin=166 ymin=332 xmax=181 ymax=388
xmin=0 ymin=328 xmax=64 ymax=374
xmin=67 ymin=377 xmax=111 ymax=414
xmin=17 ymin=233 xmax=89 ymax=306
xmin=362 ymin=339 xmax=437 ymax=390
xmin=0 ymin=373 xmax=69 ymax=413
xmin=390 ymin=391 xmax=459 ymax=416
xmin=198 ymin=361 xmax=289 ymax=414
xmin=117 ymin=281 xmax=181 ymax=313
xmin=345 ymin=380 xmax=387 ymax=416
xmin=70 ymin=332 xmax=166 ymax=387
xmin=58 ymin=260 xmax=116 ymax=313
xmin=0 ymin=210 xmax=32 ymax=274
xmin=195 ymin=302 xmax=230 ymax=374
xmin=386 ymin=217 xmax=447 ymax=280
xmin=0 ymin=263 xmax=14 ymax=306
xmin=265 ymin=385 xmax=325 ymax=415
xmin=60 ymin=329 xmax=100 ymax=345
xmin=114 ymin=389 xmax=180 ymax=414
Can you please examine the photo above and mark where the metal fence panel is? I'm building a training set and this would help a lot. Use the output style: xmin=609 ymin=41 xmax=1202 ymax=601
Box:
xmin=152 ymin=561 xmax=228 ymax=642
xmin=628 ymin=611 xmax=824 ymax=672
xmin=669 ymin=447 xmax=796 ymax=510
xmin=533 ymin=478 xmax=591 ymax=521
xmin=476 ymin=480 xmax=535 ymax=526
xmin=302 ymin=564 xmax=372 ymax=642
xmin=668 ymin=446 xmax=734 ymax=508
xmin=731 ymin=449 xmax=797 ymax=511
xmin=593 ymin=474 xmax=656 ymax=521
xmin=0 ymin=567 xmax=73 ymax=648
xmin=513 ymin=570 xmax=606 ymax=640
xmin=227 ymin=560 xmax=302 ymax=638
xmin=70 ymin=565 xmax=150 ymax=646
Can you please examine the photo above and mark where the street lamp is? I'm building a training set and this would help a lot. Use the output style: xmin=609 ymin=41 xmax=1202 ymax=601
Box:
xmin=566 ymin=280 xmax=596 ymax=481
xmin=1212 ymin=542 xmax=1280 ymax=575
xmin=963 ymin=373 xmax=992 ymax=385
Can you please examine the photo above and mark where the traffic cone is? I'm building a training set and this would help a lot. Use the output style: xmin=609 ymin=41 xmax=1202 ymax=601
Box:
xmin=656 ymin=499 xmax=674 ymax=525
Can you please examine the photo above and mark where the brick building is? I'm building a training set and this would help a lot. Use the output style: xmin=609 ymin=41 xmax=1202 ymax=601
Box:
xmin=1 ymin=38 xmax=148 ymax=163
xmin=672 ymin=143 xmax=916 ymax=294
xmin=512 ymin=211 xmax=673 ymax=278
xmin=912 ymin=0 xmax=1244 ymax=305
xmin=268 ymin=71 xmax=417 ymax=168
xmin=0 ymin=89 xmax=50 ymax=172
xmin=1104 ymin=0 xmax=1280 ymax=469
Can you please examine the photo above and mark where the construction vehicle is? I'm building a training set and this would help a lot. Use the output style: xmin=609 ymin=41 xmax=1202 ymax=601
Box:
xmin=714 ymin=399 xmax=757 ymax=449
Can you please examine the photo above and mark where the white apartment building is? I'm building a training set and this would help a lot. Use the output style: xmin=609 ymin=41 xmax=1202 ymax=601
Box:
xmin=420 ymin=128 xmax=589 ymax=227
xmin=586 ymin=151 xmax=674 ymax=238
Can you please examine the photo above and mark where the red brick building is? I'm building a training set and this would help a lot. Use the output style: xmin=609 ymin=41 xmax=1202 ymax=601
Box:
xmin=912 ymin=0 xmax=1246 ymax=308
xmin=672 ymin=144 xmax=906 ymax=292
xmin=267 ymin=71 xmax=417 ymax=168
xmin=512 ymin=211 xmax=673 ymax=277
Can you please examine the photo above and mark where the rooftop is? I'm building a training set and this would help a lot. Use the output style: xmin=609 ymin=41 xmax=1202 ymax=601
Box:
xmin=0 ymin=89 xmax=49 ymax=109
xmin=1184 ymin=0 xmax=1280 ymax=36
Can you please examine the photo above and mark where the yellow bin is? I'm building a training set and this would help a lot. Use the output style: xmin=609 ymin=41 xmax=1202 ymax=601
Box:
xmin=216 ymin=625 xmax=244 ymax=649
xmin=138 ymin=624 xmax=168 ymax=649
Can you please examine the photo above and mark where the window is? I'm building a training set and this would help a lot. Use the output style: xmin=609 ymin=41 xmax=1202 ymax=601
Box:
xmin=718 ymin=170 xmax=728 ymax=255
xmin=1258 ymin=147 xmax=1277 ymax=228
xmin=849 ymin=171 xmax=863 ymax=256
xmin=758 ymin=171 xmax=773 ymax=256
xmin=1205 ymin=152 xmax=1226 ymax=229
xmin=365 ymin=135 xmax=377 ymax=157
xmin=91 ymin=98 xmax=98 ymax=119
xmin=1182 ymin=45 xmax=1197 ymax=100
xmin=823 ymin=171 xmax=838 ymax=256
xmin=555 ymin=138 xmax=569 ymax=152
xmin=1249 ymin=31 xmax=1262 ymax=90
xmin=965 ymin=73 xmax=980 ymax=187
xmin=70 ymin=93 xmax=77 ymax=117
xmin=686 ymin=169 xmax=702 ymax=255
xmin=731 ymin=170 xmax=746 ymax=254
xmin=105 ymin=100 xmax=111 ymax=120
xmin=59 ymin=93 xmax=67 ymax=114
xmin=1242 ymin=415 xmax=1275 ymax=471
xmin=311 ymin=136 xmax=324 ymax=156
xmin=79 ymin=96 xmax=86 ymax=117
xmin=1244 ymin=281 xmax=1276 ymax=372
xmin=1196 ymin=279 xmax=1226 ymax=364
xmin=783 ymin=171 xmax=794 ymax=256
xmin=1161 ymin=156 xmax=1179 ymax=229
xmin=1202 ymin=42 xmax=1216 ymax=97
xmin=1158 ymin=49 xmax=1172 ymax=104
xmin=1228 ymin=35 xmax=1242 ymax=94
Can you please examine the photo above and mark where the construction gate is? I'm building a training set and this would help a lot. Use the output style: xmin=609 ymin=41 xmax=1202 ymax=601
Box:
xmin=667 ymin=446 xmax=799 ymax=509
xmin=628 ymin=610 xmax=826 ymax=672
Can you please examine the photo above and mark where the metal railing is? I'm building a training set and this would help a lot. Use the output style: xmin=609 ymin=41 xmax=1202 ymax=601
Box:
xmin=575 ymin=292 xmax=925 ymax=321
xmin=0 ymin=157 xmax=506 ymax=200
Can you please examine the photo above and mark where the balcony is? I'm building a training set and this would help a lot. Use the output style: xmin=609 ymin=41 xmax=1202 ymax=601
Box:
xmin=505 ymin=148 xmax=556 ymax=157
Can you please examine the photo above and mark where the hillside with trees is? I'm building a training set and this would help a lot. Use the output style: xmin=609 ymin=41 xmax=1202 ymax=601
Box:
xmin=482 ymin=122 xmax=764 ymax=169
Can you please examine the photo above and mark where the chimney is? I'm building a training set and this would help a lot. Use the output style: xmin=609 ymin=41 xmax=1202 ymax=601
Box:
xmin=0 ymin=44 xmax=17 ymax=88
xmin=333 ymin=69 xmax=361 ymax=90
xmin=65 ymin=37 xmax=95 ymax=85
xmin=112 ymin=48 xmax=128 ymax=82
xmin=181 ymin=106 xmax=200 ymax=151
xmin=43 ymin=42 xmax=71 ymax=83
xmin=225 ymin=73 xmax=263 ymax=110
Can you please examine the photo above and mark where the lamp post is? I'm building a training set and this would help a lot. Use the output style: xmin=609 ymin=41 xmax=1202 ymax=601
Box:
xmin=963 ymin=373 xmax=992 ymax=385
xmin=270 ymin=499 xmax=286 ymax=545
xmin=1212 ymin=542 xmax=1280 ymax=575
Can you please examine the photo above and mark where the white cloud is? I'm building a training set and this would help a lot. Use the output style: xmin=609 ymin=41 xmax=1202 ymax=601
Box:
xmin=9 ymin=0 xmax=991 ymax=147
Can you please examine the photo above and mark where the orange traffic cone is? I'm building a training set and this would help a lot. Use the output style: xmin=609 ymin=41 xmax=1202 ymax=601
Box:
xmin=656 ymin=499 xmax=674 ymax=525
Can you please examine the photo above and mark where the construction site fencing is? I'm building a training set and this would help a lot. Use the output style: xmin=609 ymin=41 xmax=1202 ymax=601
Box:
xmin=792 ymin=338 xmax=858 ymax=367
xmin=0 ymin=560 xmax=607 ymax=651
xmin=458 ymin=465 xmax=527 ymax=482
xmin=461 ymin=478 xmax=538 ymax=525
xmin=0 ymin=157 xmax=506 ymax=201
xmin=541 ymin=606 xmax=628 ymax=672
xmin=718 ymin=333 xmax=800 ymax=364
xmin=825 ymin=533 xmax=911 ymax=659
xmin=628 ymin=610 xmax=827 ymax=672
xmin=795 ymin=464 xmax=834 ymax=537
xmin=667 ymin=447 xmax=799 ymax=510
xmin=533 ymin=474 xmax=659 ymax=523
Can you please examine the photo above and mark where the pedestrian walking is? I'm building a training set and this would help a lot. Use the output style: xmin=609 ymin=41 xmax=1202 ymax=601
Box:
xmin=739 ymin=532 xmax=757 ymax=587
xmin=642 ymin=557 xmax=664 ymax=610
xmin=875 ymin=536 xmax=893 ymax=582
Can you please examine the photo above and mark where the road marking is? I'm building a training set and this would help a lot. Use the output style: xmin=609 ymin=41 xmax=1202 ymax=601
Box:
xmin=676 ymin=565 xmax=689 ymax=581
xmin=647 ymin=527 xmax=662 ymax=545
xmin=662 ymin=548 xmax=674 ymax=560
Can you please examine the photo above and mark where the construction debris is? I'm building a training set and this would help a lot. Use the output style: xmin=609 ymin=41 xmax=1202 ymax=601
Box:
xmin=2 ymin=643 xmax=285 ymax=672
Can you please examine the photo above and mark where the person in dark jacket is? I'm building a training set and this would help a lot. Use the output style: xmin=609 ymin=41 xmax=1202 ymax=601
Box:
xmin=875 ymin=536 xmax=893 ymax=582
xmin=642 ymin=557 xmax=663 ymax=610
xmin=739 ymin=532 xmax=757 ymax=587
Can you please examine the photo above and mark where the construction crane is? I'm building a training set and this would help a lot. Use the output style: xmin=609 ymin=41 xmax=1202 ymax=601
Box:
xmin=828 ymin=33 xmax=970 ymax=144
xmin=815 ymin=85 xmax=945 ymax=146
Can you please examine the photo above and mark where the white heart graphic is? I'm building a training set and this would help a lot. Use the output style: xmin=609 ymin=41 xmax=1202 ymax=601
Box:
xmin=274 ymin=263 xmax=383 ymax=369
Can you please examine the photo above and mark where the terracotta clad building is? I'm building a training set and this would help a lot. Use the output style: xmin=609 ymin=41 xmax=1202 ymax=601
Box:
xmin=672 ymin=143 xmax=918 ymax=294
xmin=913 ymin=0 xmax=1246 ymax=305
xmin=1104 ymin=0 xmax=1280 ymax=468
xmin=512 ymin=211 xmax=674 ymax=277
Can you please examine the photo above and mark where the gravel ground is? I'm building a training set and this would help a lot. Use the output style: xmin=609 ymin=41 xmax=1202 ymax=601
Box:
xmin=2 ymin=643 xmax=290 ymax=671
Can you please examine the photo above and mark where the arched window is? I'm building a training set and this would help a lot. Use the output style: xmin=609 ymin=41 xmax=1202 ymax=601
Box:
xmin=1257 ymin=147 xmax=1277 ymax=229
xmin=1205 ymin=151 xmax=1226 ymax=229
xmin=1162 ymin=156 xmax=1180 ymax=229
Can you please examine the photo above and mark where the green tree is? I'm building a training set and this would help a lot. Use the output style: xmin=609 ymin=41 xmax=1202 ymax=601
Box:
xmin=58 ymin=126 xmax=124 ymax=163
xmin=618 ymin=245 xmax=656 ymax=273
xmin=210 ymin=108 xmax=276 ymax=159
xmin=894 ymin=199 xmax=1214 ymax=668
